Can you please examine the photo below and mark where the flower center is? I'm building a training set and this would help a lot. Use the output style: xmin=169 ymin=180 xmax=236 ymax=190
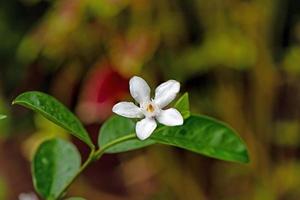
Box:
xmin=146 ymin=104 xmax=155 ymax=113
xmin=141 ymin=101 xmax=160 ymax=118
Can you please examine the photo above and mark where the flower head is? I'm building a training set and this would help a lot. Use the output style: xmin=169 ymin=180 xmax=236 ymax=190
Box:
xmin=18 ymin=192 xmax=39 ymax=200
xmin=112 ymin=76 xmax=183 ymax=140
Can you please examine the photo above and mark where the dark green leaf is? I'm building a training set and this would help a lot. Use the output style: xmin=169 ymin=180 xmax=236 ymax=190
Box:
xmin=33 ymin=138 xmax=81 ymax=200
xmin=151 ymin=115 xmax=249 ymax=163
xmin=0 ymin=114 xmax=6 ymax=120
xmin=99 ymin=101 xmax=248 ymax=163
xmin=174 ymin=93 xmax=190 ymax=119
xmin=13 ymin=91 xmax=93 ymax=148
xmin=65 ymin=197 xmax=86 ymax=200
xmin=98 ymin=115 xmax=155 ymax=153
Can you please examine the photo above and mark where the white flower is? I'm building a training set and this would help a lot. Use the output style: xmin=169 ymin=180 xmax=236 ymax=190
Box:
xmin=18 ymin=192 xmax=39 ymax=200
xmin=112 ymin=76 xmax=183 ymax=140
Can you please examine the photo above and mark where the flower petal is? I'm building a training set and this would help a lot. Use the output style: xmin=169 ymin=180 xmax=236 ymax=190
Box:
xmin=112 ymin=102 xmax=144 ymax=118
xmin=129 ymin=76 xmax=151 ymax=104
xmin=156 ymin=108 xmax=183 ymax=126
xmin=154 ymin=80 xmax=180 ymax=108
xmin=136 ymin=118 xmax=157 ymax=140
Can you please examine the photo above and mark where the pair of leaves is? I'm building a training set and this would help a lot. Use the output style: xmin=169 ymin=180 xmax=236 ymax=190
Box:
xmin=13 ymin=92 xmax=90 ymax=199
xmin=99 ymin=93 xmax=249 ymax=163
xmin=99 ymin=115 xmax=249 ymax=163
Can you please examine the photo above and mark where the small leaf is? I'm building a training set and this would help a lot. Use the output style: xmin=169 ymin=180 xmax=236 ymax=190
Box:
xmin=65 ymin=197 xmax=86 ymax=200
xmin=33 ymin=138 xmax=81 ymax=200
xmin=98 ymin=116 xmax=155 ymax=153
xmin=174 ymin=93 xmax=190 ymax=119
xmin=13 ymin=91 xmax=93 ymax=148
xmin=0 ymin=114 xmax=6 ymax=120
xmin=151 ymin=115 xmax=249 ymax=163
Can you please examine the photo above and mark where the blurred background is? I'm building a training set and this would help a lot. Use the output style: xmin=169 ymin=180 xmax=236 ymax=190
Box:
xmin=0 ymin=0 xmax=300 ymax=199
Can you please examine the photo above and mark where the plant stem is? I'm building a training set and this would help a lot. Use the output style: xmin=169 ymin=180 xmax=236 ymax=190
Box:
xmin=57 ymin=148 xmax=95 ymax=200
xmin=57 ymin=134 xmax=137 ymax=199
xmin=94 ymin=134 xmax=136 ymax=159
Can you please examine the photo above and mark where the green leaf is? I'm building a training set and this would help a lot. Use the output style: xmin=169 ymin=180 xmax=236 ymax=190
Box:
xmin=33 ymin=138 xmax=81 ymax=200
xmin=65 ymin=197 xmax=86 ymax=200
xmin=174 ymin=93 xmax=190 ymax=119
xmin=151 ymin=115 xmax=249 ymax=163
xmin=98 ymin=115 xmax=155 ymax=153
xmin=13 ymin=91 xmax=93 ymax=148
xmin=98 ymin=96 xmax=248 ymax=163
xmin=0 ymin=114 xmax=6 ymax=120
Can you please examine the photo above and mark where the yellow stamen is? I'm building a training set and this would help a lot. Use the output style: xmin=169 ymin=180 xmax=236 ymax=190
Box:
xmin=146 ymin=104 xmax=155 ymax=113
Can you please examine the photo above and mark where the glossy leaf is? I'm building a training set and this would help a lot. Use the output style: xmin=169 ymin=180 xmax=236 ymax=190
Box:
xmin=13 ymin=91 xmax=93 ymax=148
xmin=98 ymin=115 xmax=155 ymax=153
xmin=33 ymin=138 xmax=81 ymax=200
xmin=0 ymin=114 xmax=6 ymax=120
xmin=151 ymin=115 xmax=249 ymax=163
xmin=174 ymin=93 xmax=190 ymax=119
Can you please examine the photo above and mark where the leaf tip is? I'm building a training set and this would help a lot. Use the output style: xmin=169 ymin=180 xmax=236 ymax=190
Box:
xmin=11 ymin=96 xmax=21 ymax=105
xmin=237 ymin=151 xmax=250 ymax=164
xmin=244 ymin=153 xmax=251 ymax=164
